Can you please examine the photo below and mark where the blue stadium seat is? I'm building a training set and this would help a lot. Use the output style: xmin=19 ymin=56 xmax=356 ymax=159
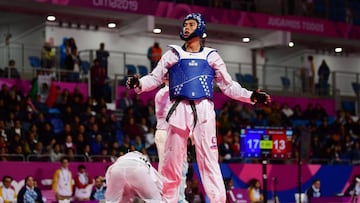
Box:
xmin=68 ymin=72 xmax=80 ymax=82
xmin=81 ymin=61 xmax=91 ymax=75
xmin=352 ymin=82 xmax=360 ymax=95
xmin=281 ymin=76 xmax=290 ymax=90
xmin=327 ymin=116 xmax=336 ymax=124
xmin=291 ymin=119 xmax=309 ymax=127
xmin=126 ymin=64 xmax=137 ymax=75
xmin=235 ymin=73 xmax=244 ymax=83
xmin=28 ymin=56 xmax=41 ymax=68
xmin=138 ymin=65 xmax=148 ymax=77
xmin=48 ymin=108 xmax=61 ymax=114
xmin=243 ymin=74 xmax=258 ymax=89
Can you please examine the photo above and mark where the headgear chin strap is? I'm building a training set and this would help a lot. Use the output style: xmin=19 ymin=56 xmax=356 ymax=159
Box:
xmin=180 ymin=13 xmax=206 ymax=41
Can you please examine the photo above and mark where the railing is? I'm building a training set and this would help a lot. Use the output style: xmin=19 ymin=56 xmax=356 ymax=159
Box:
xmin=1 ymin=45 xmax=360 ymax=107
xmin=1 ymin=42 xmax=358 ymax=95
xmin=0 ymin=154 xmax=25 ymax=161
xmin=1 ymin=153 xmax=358 ymax=165
xmin=26 ymin=154 xmax=88 ymax=162
xmin=78 ymin=49 xmax=148 ymax=78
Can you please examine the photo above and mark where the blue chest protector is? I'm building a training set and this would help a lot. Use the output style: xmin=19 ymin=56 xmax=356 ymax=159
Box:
xmin=168 ymin=45 xmax=216 ymax=101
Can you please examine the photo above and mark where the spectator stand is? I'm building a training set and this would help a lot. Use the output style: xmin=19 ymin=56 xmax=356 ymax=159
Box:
xmin=281 ymin=76 xmax=291 ymax=91
xmin=137 ymin=65 xmax=148 ymax=77
xmin=125 ymin=64 xmax=137 ymax=75
xmin=29 ymin=56 xmax=41 ymax=69
xmin=80 ymin=60 xmax=91 ymax=81
xmin=235 ymin=73 xmax=258 ymax=90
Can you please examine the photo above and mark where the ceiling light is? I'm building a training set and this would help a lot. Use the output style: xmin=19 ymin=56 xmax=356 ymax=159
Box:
xmin=47 ymin=15 xmax=56 ymax=22
xmin=107 ymin=23 xmax=116 ymax=28
xmin=288 ymin=41 xmax=294 ymax=47
xmin=242 ymin=37 xmax=250 ymax=43
xmin=153 ymin=28 xmax=161 ymax=34
xmin=335 ymin=47 xmax=342 ymax=53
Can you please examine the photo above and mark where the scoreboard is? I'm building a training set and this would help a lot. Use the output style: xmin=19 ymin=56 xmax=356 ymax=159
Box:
xmin=239 ymin=127 xmax=293 ymax=159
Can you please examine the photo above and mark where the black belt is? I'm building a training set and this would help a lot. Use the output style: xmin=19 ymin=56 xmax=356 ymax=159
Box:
xmin=166 ymin=98 xmax=198 ymax=128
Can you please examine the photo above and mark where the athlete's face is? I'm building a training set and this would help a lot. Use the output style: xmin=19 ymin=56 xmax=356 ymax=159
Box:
xmin=313 ymin=180 xmax=320 ymax=189
xmin=183 ymin=19 xmax=198 ymax=39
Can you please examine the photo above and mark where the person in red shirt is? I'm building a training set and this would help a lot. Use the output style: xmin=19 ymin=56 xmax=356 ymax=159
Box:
xmin=90 ymin=59 xmax=107 ymax=100
xmin=147 ymin=42 xmax=162 ymax=71
xmin=74 ymin=164 xmax=93 ymax=201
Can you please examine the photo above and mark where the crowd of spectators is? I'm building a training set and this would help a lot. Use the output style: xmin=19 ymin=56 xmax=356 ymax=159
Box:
xmin=0 ymin=78 xmax=360 ymax=164
xmin=216 ymin=100 xmax=360 ymax=164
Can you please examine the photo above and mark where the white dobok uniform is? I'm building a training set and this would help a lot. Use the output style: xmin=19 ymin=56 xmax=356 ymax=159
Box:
xmin=135 ymin=45 xmax=254 ymax=203
xmin=105 ymin=151 xmax=165 ymax=203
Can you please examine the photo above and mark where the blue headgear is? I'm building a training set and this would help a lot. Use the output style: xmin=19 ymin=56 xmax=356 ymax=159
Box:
xmin=180 ymin=13 xmax=206 ymax=41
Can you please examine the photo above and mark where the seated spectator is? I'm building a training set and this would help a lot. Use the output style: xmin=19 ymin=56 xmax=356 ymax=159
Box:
xmin=37 ymin=122 xmax=55 ymax=148
xmin=1 ymin=60 xmax=20 ymax=79
xmin=305 ymin=179 xmax=321 ymax=203
xmin=185 ymin=179 xmax=205 ymax=203
xmin=350 ymin=141 xmax=360 ymax=163
xmin=329 ymin=144 xmax=347 ymax=164
xmin=49 ymin=143 xmax=64 ymax=162
xmin=22 ymin=132 xmax=38 ymax=156
xmin=0 ymin=136 xmax=7 ymax=151
xmin=74 ymin=164 xmax=93 ymax=201
xmin=344 ymin=175 xmax=360 ymax=197
xmin=231 ymin=131 xmax=241 ymax=157
xmin=144 ymin=127 xmax=156 ymax=153
xmin=63 ymin=134 xmax=76 ymax=154
xmin=281 ymin=103 xmax=294 ymax=119
xmin=81 ymin=144 xmax=92 ymax=162
xmin=248 ymin=178 xmax=264 ymax=203
xmin=12 ymin=144 xmax=26 ymax=161
xmin=0 ymin=146 xmax=8 ymax=161
xmin=117 ymin=90 xmax=133 ymax=110
xmin=17 ymin=176 xmax=44 ymax=203
xmin=302 ymin=103 xmax=314 ymax=120
xmin=267 ymin=102 xmax=285 ymax=127
xmin=93 ymin=147 xmax=111 ymax=163
xmin=7 ymin=133 xmax=23 ymax=154
xmin=252 ymin=112 xmax=267 ymax=126
xmin=65 ymin=148 xmax=78 ymax=162
xmin=312 ymin=103 xmax=328 ymax=120
xmin=0 ymin=175 xmax=17 ymax=203
xmin=38 ymin=82 xmax=49 ymax=104
xmin=90 ymin=134 xmax=104 ymax=155
xmin=310 ymin=135 xmax=325 ymax=160
xmin=123 ymin=117 xmax=144 ymax=141
xmin=90 ymin=176 xmax=106 ymax=201
xmin=240 ymin=104 xmax=257 ymax=122
xmin=224 ymin=177 xmax=234 ymax=192
xmin=291 ymin=104 xmax=303 ymax=119
xmin=118 ymin=135 xmax=131 ymax=156
xmin=30 ymin=141 xmax=48 ymax=161
xmin=219 ymin=130 xmax=234 ymax=163
xmin=134 ymin=135 xmax=144 ymax=152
